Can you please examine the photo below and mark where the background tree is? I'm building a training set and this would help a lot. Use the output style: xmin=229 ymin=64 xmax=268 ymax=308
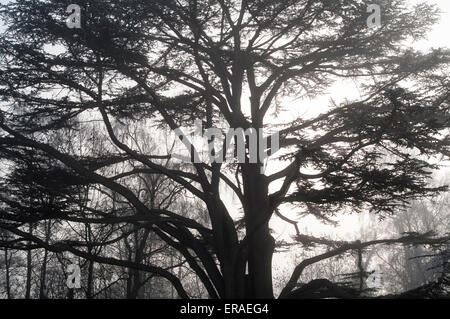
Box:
xmin=376 ymin=174 xmax=450 ymax=294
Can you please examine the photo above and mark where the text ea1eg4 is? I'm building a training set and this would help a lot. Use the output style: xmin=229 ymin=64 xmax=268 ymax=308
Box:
xmin=180 ymin=303 xmax=269 ymax=316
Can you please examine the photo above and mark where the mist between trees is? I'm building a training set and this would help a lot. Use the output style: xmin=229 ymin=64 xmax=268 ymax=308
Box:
xmin=0 ymin=0 xmax=449 ymax=299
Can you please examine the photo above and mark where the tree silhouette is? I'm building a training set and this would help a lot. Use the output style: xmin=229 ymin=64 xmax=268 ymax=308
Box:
xmin=0 ymin=0 xmax=449 ymax=298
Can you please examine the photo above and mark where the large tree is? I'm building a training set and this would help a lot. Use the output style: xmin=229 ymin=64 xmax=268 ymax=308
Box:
xmin=0 ymin=0 xmax=449 ymax=298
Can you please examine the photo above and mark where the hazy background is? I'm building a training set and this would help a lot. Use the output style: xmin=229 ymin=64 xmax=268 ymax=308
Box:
xmin=270 ymin=0 xmax=450 ymax=296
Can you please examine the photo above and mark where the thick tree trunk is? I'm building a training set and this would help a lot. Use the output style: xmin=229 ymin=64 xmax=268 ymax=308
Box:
xmin=133 ymin=230 xmax=149 ymax=299
xmin=39 ymin=249 xmax=48 ymax=298
xmin=126 ymin=257 xmax=133 ymax=298
xmin=243 ymin=164 xmax=275 ymax=299
xmin=4 ymin=248 xmax=11 ymax=299
xmin=86 ymin=224 xmax=94 ymax=299
xmin=216 ymin=202 xmax=244 ymax=298
xmin=39 ymin=221 xmax=51 ymax=299
xmin=25 ymin=223 xmax=33 ymax=299
xmin=86 ymin=260 xmax=94 ymax=299
xmin=129 ymin=262 xmax=143 ymax=298
xmin=247 ymin=226 xmax=275 ymax=298
xmin=204 ymin=195 xmax=242 ymax=298
xmin=126 ymin=229 xmax=148 ymax=299
xmin=170 ymin=254 xmax=175 ymax=299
